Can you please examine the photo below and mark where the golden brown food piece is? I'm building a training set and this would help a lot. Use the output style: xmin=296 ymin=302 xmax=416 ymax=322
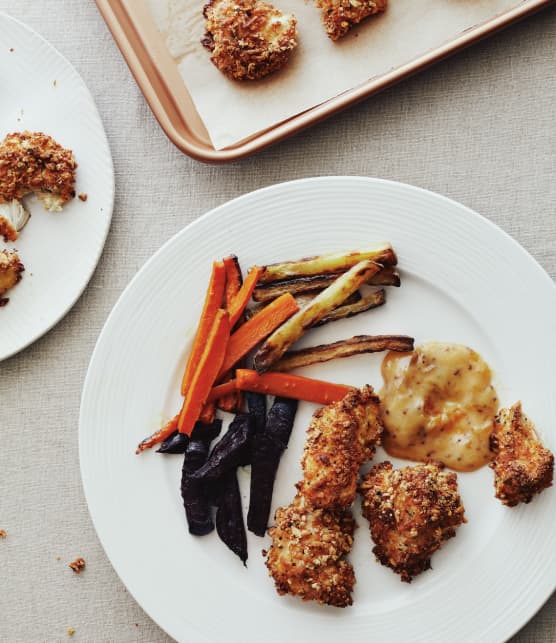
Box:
xmin=0 ymin=249 xmax=24 ymax=305
xmin=273 ymin=334 xmax=414 ymax=372
xmin=297 ymin=385 xmax=383 ymax=510
xmin=253 ymin=260 xmax=381 ymax=372
xmin=202 ymin=0 xmax=297 ymax=81
xmin=489 ymin=402 xmax=554 ymax=507
xmin=252 ymin=266 xmax=399 ymax=303
xmin=68 ymin=557 xmax=86 ymax=574
xmin=265 ymin=493 xmax=355 ymax=607
xmin=0 ymin=131 xmax=76 ymax=211
xmin=359 ymin=461 xmax=466 ymax=582
xmin=317 ymin=0 xmax=387 ymax=41
xmin=258 ymin=244 xmax=396 ymax=284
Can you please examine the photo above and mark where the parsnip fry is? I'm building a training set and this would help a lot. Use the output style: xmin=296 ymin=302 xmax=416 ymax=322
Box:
xmin=245 ymin=291 xmax=361 ymax=321
xmin=257 ymin=244 xmax=397 ymax=284
xmin=253 ymin=260 xmax=381 ymax=373
xmin=315 ymin=289 xmax=385 ymax=327
xmin=272 ymin=335 xmax=415 ymax=372
xmin=253 ymin=266 xmax=399 ymax=303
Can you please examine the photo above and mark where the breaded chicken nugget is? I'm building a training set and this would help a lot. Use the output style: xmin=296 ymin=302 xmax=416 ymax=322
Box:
xmin=265 ymin=493 xmax=355 ymax=607
xmin=297 ymin=385 xmax=383 ymax=510
xmin=359 ymin=461 xmax=466 ymax=582
xmin=0 ymin=249 xmax=24 ymax=306
xmin=489 ymin=402 xmax=554 ymax=507
xmin=202 ymin=0 xmax=297 ymax=81
xmin=317 ymin=0 xmax=387 ymax=41
xmin=0 ymin=131 xmax=76 ymax=212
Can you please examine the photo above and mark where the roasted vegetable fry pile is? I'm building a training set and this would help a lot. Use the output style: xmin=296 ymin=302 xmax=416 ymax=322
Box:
xmin=136 ymin=246 xmax=412 ymax=562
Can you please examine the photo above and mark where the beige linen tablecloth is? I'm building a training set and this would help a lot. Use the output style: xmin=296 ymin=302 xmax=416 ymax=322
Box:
xmin=0 ymin=1 xmax=555 ymax=641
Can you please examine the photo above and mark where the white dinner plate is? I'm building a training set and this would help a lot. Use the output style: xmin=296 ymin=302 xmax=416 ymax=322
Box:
xmin=0 ymin=13 xmax=114 ymax=360
xmin=80 ymin=177 xmax=556 ymax=643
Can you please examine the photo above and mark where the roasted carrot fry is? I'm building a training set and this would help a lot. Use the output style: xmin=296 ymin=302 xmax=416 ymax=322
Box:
xmin=228 ymin=266 xmax=263 ymax=328
xmin=199 ymin=401 xmax=216 ymax=424
xmin=218 ymin=293 xmax=299 ymax=378
xmin=224 ymin=255 xmax=243 ymax=307
xmin=207 ymin=379 xmax=238 ymax=402
xmin=136 ymin=413 xmax=180 ymax=454
xmin=178 ymin=310 xmax=230 ymax=435
xmin=220 ymin=255 xmax=245 ymax=413
xmin=235 ymin=369 xmax=354 ymax=405
xmin=181 ymin=262 xmax=226 ymax=395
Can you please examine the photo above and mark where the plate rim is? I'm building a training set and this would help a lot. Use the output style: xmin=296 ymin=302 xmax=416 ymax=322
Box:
xmin=0 ymin=11 xmax=115 ymax=362
xmin=79 ymin=176 xmax=556 ymax=643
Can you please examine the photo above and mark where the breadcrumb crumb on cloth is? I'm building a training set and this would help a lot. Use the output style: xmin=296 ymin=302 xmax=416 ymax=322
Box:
xmin=68 ymin=557 xmax=86 ymax=573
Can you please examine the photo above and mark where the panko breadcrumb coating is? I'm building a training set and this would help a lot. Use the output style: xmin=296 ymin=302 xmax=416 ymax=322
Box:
xmin=265 ymin=493 xmax=356 ymax=607
xmin=297 ymin=385 xmax=383 ymax=510
xmin=359 ymin=461 xmax=466 ymax=582
xmin=317 ymin=0 xmax=387 ymax=41
xmin=0 ymin=249 xmax=24 ymax=305
xmin=0 ymin=131 xmax=76 ymax=212
xmin=202 ymin=0 xmax=297 ymax=81
xmin=489 ymin=402 xmax=554 ymax=507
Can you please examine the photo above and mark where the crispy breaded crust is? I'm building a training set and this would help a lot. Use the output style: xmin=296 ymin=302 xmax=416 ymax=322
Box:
xmin=0 ymin=216 xmax=17 ymax=242
xmin=317 ymin=0 xmax=387 ymax=40
xmin=0 ymin=249 xmax=24 ymax=304
xmin=489 ymin=402 xmax=554 ymax=507
xmin=265 ymin=494 xmax=355 ymax=607
xmin=297 ymin=385 xmax=383 ymax=510
xmin=359 ymin=461 xmax=466 ymax=582
xmin=0 ymin=131 xmax=76 ymax=208
xmin=202 ymin=0 xmax=297 ymax=81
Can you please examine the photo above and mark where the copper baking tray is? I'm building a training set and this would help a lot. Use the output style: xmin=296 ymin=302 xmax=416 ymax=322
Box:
xmin=97 ymin=0 xmax=553 ymax=163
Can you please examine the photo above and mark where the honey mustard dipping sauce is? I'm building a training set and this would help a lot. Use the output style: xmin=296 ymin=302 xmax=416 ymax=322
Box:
xmin=380 ymin=342 xmax=499 ymax=472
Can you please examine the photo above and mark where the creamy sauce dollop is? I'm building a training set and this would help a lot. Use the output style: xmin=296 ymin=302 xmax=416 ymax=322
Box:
xmin=380 ymin=342 xmax=499 ymax=472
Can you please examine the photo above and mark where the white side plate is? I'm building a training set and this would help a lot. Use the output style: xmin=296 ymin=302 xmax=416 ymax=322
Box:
xmin=0 ymin=13 xmax=114 ymax=360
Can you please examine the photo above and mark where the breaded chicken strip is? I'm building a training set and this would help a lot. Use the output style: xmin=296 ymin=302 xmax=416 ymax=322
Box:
xmin=489 ymin=402 xmax=554 ymax=507
xmin=202 ymin=0 xmax=297 ymax=81
xmin=265 ymin=493 xmax=355 ymax=607
xmin=297 ymin=385 xmax=383 ymax=510
xmin=0 ymin=249 xmax=24 ymax=306
xmin=317 ymin=0 xmax=387 ymax=41
xmin=359 ymin=461 xmax=466 ymax=582
xmin=0 ymin=131 xmax=76 ymax=212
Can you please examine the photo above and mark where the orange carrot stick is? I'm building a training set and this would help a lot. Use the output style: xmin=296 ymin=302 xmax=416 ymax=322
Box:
xmin=207 ymin=379 xmax=238 ymax=402
xmin=178 ymin=309 xmax=230 ymax=435
xmin=235 ymin=369 xmax=354 ymax=405
xmin=224 ymin=255 xmax=243 ymax=308
xmin=180 ymin=261 xmax=226 ymax=396
xmin=135 ymin=413 xmax=179 ymax=454
xmin=219 ymin=255 xmax=245 ymax=413
xmin=218 ymin=293 xmax=298 ymax=379
xmin=228 ymin=266 xmax=263 ymax=328
xmin=199 ymin=401 xmax=216 ymax=424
